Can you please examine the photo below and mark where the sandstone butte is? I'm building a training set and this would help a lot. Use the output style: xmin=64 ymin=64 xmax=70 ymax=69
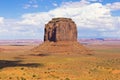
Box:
xmin=32 ymin=18 xmax=91 ymax=54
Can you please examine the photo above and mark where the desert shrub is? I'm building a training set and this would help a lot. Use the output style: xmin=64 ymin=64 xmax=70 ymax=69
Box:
xmin=65 ymin=78 xmax=70 ymax=80
xmin=48 ymin=68 xmax=51 ymax=70
xmin=23 ymin=73 xmax=25 ymax=75
xmin=32 ymin=74 xmax=36 ymax=77
xmin=21 ymin=77 xmax=26 ymax=80
xmin=20 ymin=67 xmax=24 ymax=70
xmin=50 ymin=74 xmax=59 ymax=79
xmin=9 ymin=77 xmax=12 ymax=79
xmin=44 ymin=72 xmax=47 ymax=74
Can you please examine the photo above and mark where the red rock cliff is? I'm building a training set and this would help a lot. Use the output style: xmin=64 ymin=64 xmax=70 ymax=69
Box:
xmin=44 ymin=18 xmax=77 ymax=42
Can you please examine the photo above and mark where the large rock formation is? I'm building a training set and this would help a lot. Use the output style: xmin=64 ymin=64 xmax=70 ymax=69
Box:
xmin=32 ymin=18 xmax=91 ymax=54
xmin=44 ymin=18 xmax=77 ymax=42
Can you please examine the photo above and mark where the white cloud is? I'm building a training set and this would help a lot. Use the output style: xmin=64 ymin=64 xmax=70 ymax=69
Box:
xmin=23 ymin=0 xmax=39 ymax=9
xmin=87 ymin=0 xmax=103 ymax=2
xmin=0 ymin=18 xmax=42 ymax=39
xmin=102 ymin=30 xmax=120 ymax=38
xmin=52 ymin=3 xmax=58 ymax=7
xmin=18 ymin=1 xmax=120 ymax=38
xmin=29 ymin=0 xmax=37 ymax=4
xmin=1 ymin=1 xmax=120 ymax=39
xmin=18 ymin=12 xmax=51 ymax=26
xmin=61 ymin=0 xmax=90 ymax=7
xmin=20 ymin=1 xmax=115 ymax=30
xmin=23 ymin=4 xmax=39 ymax=9
xmin=0 ymin=17 xmax=4 ymax=25
xmin=88 ymin=0 xmax=98 ymax=1
xmin=23 ymin=4 xmax=31 ymax=9
xmin=32 ymin=4 xmax=39 ymax=8
xmin=106 ymin=2 xmax=120 ymax=11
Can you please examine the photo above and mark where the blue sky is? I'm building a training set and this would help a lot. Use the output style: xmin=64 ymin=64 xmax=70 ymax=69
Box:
xmin=0 ymin=0 xmax=120 ymax=39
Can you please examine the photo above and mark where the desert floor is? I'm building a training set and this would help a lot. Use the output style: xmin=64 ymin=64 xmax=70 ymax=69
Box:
xmin=0 ymin=42 xmax=120 ymax=80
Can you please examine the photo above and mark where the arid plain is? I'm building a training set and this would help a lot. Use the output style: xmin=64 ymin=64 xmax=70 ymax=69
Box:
xmin=0 ymin=39 xmax=120 ymax=80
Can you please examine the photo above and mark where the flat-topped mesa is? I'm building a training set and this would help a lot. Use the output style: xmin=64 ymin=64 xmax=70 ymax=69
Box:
xmin=44 ymin=18 xmax=77 ymax=42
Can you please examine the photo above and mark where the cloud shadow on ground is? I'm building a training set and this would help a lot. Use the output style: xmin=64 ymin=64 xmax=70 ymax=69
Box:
xmin=0 ymin=60 xmax=43 ymax=69
xmin=30 ymin=53 xmax=50 ymax=57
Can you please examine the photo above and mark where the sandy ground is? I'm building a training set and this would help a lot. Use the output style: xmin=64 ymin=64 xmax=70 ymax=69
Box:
xmin=0 ymin=42 xmax=120 ymax=80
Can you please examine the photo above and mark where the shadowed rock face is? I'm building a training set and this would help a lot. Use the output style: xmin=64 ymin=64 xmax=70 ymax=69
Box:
xmin=44 ymin=18 xmax=77 ymax=42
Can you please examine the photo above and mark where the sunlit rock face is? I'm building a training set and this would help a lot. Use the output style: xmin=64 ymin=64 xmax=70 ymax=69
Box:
xmin=44 ymin=18 xmax=77 ymax=42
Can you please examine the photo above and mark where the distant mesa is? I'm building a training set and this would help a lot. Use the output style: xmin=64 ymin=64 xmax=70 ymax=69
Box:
xmin=32 ymin=18 xmax=91 ymax=54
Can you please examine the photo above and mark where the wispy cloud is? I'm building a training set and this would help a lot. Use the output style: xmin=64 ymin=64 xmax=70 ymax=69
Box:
xmin=32 ymin=4 xmax=39 ymax=8
xmin=81 ymin=0 xmax=103 ymax=2
xmin=29 ymin=0 xmax=37 ymax=4
xmin=23 ymin=4 xmax=31 ymax=9
xmin=23 ymin=0 xmax=39 ymax=9
xmin=52 ymin=3 xmax=58 ymax=7
xmin=106 ymin=2 xmax=120 ymax=11
xmin=0 ymin=17 xmax=4 ymax=25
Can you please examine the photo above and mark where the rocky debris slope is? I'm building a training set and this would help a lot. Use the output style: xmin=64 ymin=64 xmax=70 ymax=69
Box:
xmin=32 ymin=41 xmax=91 ymax=54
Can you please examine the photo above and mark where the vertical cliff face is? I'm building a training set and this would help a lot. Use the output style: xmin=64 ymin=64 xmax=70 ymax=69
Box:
xmin=44 ymin=18 xmax=77 ymax=42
